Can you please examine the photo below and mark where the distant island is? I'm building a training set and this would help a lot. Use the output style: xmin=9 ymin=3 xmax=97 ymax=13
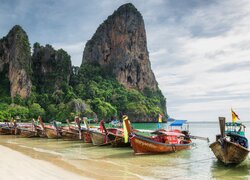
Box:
xmin=0 ymin=3 xmax=166 ymax=122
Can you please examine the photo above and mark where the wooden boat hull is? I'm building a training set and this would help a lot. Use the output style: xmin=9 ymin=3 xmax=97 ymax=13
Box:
xmin=108 ymin=133 xmax=130 ymax=147
xmin=36 ymin=128 xmax=47 ymax=138
xmin=90 ymin=131 xmax=110 ymax=146
xmin=14 ymin=128 xmax=21 ymax=135
xmin=130 ymin=135 xmax=192 ymax=154
xmin=209 ymin=140 xmax=250 ymax=164
xmin=0 ymin=125 xmax=18 ymax=135
xmin=61 ymin=129 xmax=81 ymax=140
xmin=0 ymin=126 xmax=12 ymax=135
xmin=19 ymin=129 xmax=38 ymax=138
xmin=44 ymin=127 xmax=61 ymax=139
xmin=82 ymin=130 xmax=92 ymax=143
xmin=61 ymin=127 xmax=92 ymax=142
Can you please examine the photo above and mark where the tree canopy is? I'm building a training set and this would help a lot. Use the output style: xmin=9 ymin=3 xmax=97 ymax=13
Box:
xmin=0 ymin=62 xmax=166 ymax=122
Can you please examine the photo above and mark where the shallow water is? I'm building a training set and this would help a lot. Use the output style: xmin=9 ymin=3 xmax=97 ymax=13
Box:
xmin=1 ymin=122 xmax=250 ymax=179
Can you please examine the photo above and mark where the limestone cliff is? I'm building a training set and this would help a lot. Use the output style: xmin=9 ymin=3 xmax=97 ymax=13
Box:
xmin=0 ymin=25 xmax=32 ymax=98
xmin=82 ymin=3 xmax=158 ymax=91
xmin=32 ymin=43 xmax=72 ymax=93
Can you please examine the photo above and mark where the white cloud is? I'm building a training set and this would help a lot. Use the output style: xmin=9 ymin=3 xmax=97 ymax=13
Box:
xmin=147 ymin=0 xmax=250 ymax=121
xmin=1 ymin=0 xmax=250 ymax=121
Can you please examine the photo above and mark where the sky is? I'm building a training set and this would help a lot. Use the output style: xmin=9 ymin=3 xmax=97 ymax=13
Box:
xmin=1 ymin=0 xmax=250 ymax=121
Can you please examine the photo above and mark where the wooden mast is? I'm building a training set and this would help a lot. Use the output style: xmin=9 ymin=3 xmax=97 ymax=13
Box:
xmin=219 ymin=117 xmax=226 ymax=138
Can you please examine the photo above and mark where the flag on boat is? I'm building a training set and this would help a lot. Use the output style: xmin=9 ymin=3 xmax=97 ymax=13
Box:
xmin=231 ymin=109 xmax=240 ymax=123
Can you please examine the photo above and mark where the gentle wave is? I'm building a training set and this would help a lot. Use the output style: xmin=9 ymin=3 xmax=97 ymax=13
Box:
xmin=32 ymin=147 xmax=62 ymax=156
xmin=12 ymin=143 xmax=63 ymax=157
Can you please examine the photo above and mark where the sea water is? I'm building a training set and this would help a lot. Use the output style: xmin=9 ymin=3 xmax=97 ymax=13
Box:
xmin=0 ymin=122 xmax=250 ymax=179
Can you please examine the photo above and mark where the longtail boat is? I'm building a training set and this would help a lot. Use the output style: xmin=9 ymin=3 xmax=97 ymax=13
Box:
xmin=0 ymin=118 xmax=19 ymax=135
xmin=209 ymin=116 xmax=249 ymax=164
xmin=89 ymin=130 xmax=110 ymax=145
xmin=130 ymin=130 xmax=192 ymax=154
xmin=87 ymin=120 xmax=113 ymax=146
xmin=61 ymin=128 xmax=80 ymax=140
xmin=89 ymin=124 xmax=127 ymax=146
xmin=19 ymin=128 xmax=38 ymax=138
xmin=44 ymin=121 xmax=62 ymax=139
xmin=81 ymin=117 xmax=92 ymax=143
xmin=84 ymin=119 xmax=116 ymax=146
xmin=13 ymin=121 xmax=21 ymax=135
xmin=108 ymin=129 xmax=130 ymax=147
xmin=35 ymin=116 xmax=47 ymax=138
xmin=61 ymin=119 xmax=82 ymax=140
xmin=82 ymin=129 xmax=92 ymax=143
xmin=19 ymin=119 xmax=38 ymax=138
xmin=36 ymin=125 xmax=47 ymax=138
xmin=0 ymin=124 xmax=12 ymax=135
xmin=103 ymin=121 xmax=130 ymax=147
xmin=123 ymin=116 xmax=193 ymax=154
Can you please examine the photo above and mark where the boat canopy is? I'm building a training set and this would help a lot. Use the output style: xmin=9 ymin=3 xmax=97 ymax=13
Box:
xmin=225 ymin=122 xmax=246 ymax=136
xmin=169 ymin=120 xmax=187 ymax=127
xmin=225 ymin=122 xmax=244 ymax=127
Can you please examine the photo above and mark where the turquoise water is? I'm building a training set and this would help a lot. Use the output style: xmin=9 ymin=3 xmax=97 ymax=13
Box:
xmin=1 ymin=122 xmax=250 ymax=179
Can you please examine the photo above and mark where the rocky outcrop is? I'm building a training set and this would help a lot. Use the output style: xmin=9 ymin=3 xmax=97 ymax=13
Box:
xmin=67 ymin=98 xmax=91 ymax=114
xmin=0 ymin=25 xmax=32 ymax=98
xmin=32 ymin=43 xmax=72 ymax=93
xmin=82 ymin=3 xmax=158 ymax=91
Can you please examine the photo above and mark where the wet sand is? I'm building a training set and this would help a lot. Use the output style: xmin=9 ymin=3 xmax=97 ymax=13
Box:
xmin=0 ymin=145 xmax=90 ymax=180
xmin=0 ymin=136 xmax=140 ymax=180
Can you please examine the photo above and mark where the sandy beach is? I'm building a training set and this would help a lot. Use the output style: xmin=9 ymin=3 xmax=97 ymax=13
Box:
xmin=0 ymin=136 xmax=141 ymax=180
xmin=0 ymin=145 xmax=90 ymax=180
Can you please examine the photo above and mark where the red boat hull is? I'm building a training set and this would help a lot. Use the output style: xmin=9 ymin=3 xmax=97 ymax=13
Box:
xmin=82 ymin=130 xmax=92 ymax=143
xmin=130 ymin=135 xmax=192 ymax=154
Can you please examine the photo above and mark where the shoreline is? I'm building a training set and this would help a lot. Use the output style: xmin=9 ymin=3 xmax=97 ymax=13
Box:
xmin=0 ymin=144 xmax=93 ymax=180
xmin=0 ymin=137 xmax=141 ymax=180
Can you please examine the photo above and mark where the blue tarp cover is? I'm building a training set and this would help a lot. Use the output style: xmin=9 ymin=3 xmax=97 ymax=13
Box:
xmin=169 ymin=120 xmax=187 ymax=126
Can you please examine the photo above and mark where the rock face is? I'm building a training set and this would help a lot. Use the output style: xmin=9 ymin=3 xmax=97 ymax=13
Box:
xmin=82 ymin=3 xmax=158 ymax=91
xmin=0 ymin=25 xmax=32 ymax=98
xmin=32 ymin=43 xmax=72 ymax=93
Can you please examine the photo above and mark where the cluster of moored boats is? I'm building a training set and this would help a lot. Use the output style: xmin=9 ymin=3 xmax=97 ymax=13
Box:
xmin=0 ymin=115 xmax=194 ymax=154
xmin=0 ymin=112 xmax=249 ymax=165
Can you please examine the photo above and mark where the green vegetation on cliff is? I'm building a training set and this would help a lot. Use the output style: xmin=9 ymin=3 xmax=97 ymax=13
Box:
xmin=0 ymin=61 xmax=166 ymax=122
xmin=32 ymin=43 xmax=72 ymax=93
xmin=0 ymin=23 xmax=166 ymax=122
xmin=70 ymin=63 xmax=166 ymax=121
